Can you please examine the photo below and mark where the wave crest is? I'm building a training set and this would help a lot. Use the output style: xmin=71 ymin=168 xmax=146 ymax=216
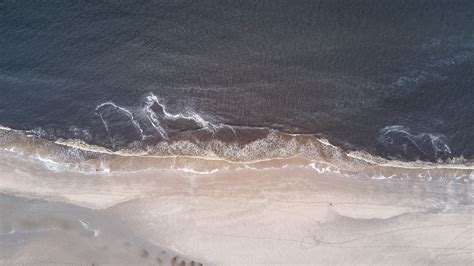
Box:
xmin=377 ymin=126 xmax=452 ymax=161
xmin=0 ymin=124 xmax=472 ymax=183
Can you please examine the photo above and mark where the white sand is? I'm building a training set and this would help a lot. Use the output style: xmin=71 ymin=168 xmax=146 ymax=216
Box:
xmin=0 ymin=149 xmax=472 ymax=265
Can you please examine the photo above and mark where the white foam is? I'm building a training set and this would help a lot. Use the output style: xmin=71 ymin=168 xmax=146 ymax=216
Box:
xmin=35 ymin=156 xmax=63 ymax=171
xmin=347 ymin=151 xmax=473 ymax=170
xmin=95 ymin=102 xmax=144 ymax=139
xmin=2 ymin=120 xmax=473 ymax=181
xmin=378 ymin=125 xmax=452 ymax=159
xmin=143 ymin=96 xmax=169 ymax=138
xmin=0 ymin=227 xmax=15 ymax=236
xmin=417 ymin=172 xmax=433 ymax=182
xmin=97 ymin=113 xmax=115 ymax=149
xmin=1 ymin=147 xmax=19 ymax=154
xmin=93 ymin=93 xmax=218 ymax=141
xmin=371 ymin=175 xmax=394 ymax=180
xmin=98 ymin=160 xmax=111 ymax=173
xmin=26 ymin=127 xmax=50 ymax=138
xmin=0 ymin=124 xmax=12 ymax=131
xmin=78 ymin=219 xmax=101 ymax=237
xmin=173 ymin=167 xmax=220 ymax=175
xmin=213 ymin=123 xmax=238 ymax=138
xmin=309 ymin=162 xmax=340 ymax=174
xmin=145 ymin=93 xmax=214 ymax=130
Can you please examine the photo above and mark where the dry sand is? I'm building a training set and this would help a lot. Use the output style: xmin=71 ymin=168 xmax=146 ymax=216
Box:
xmin=0 ymin=148 xmax=473 ymax=265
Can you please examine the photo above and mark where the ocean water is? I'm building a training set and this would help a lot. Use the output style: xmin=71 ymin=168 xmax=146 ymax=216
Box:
xmin=1 ymin=0 xmax=473 ymax=163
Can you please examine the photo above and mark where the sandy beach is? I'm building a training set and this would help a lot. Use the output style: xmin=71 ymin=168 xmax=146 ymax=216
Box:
xmin=0 ymin=141 xmax=472 ymax=265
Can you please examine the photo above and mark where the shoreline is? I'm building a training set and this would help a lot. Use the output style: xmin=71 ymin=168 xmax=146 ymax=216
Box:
xmin=1 ymin=125 xmax=473 ymax=174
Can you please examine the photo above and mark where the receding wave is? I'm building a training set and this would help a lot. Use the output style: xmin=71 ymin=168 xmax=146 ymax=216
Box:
xmin=0 ymin=94 xmax=472 ymax=182
xmin=376 ymin=125 xmax=453 ymax=161
xmin=0 ymin=122 xmax=472 ymax=183
xmin=90 ymin=92 xmax=224 ymax=149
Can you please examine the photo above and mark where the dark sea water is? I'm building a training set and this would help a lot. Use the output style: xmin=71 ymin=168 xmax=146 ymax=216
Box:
xmin=1 ymin=0 xmax=473 ymax=162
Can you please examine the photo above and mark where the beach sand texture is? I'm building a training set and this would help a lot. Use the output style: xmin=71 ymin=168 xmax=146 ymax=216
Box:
xmin=0 ymin=145 xmax=472 ymax=265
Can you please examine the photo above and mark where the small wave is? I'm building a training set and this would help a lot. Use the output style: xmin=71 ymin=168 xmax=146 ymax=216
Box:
xmin=95 ymin=102 xmax=145 ymax=146
xmin=1 ymin=124 xmax=472 ymax=183
xmin=377 ymin=125 xmax=452 ymax=162
xmin=93 ymin=93 xmax=219 ymax=148
xmin=144 ymin=93 xmax=215 ymax=133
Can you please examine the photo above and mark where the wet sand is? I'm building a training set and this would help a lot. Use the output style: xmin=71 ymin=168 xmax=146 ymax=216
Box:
xmin=0 ymin=145 xmax=472 ymax=265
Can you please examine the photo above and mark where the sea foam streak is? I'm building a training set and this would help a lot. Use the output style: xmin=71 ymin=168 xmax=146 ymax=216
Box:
xmin=94 ymin=93 xmax=217 ymax=143
xmin=95 ymin=102 xmax=145 ymax=139
xmin=0 ymin=92 xmax=472 ymax=180
xmin=144 ymin=93 xmax=214 ymax=131
xmin=377 ymin=125 xmax=452 ymax=161
xmin=0 ymin=124 xmax=472 ymax=182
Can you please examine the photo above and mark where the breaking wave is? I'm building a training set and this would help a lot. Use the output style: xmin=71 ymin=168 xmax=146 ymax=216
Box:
xmin=377 ymin=126 xmax=452 ymax=161
xmin=0 ymin=93 xmax=472 ymax=182
xmin=0 ymin=121 xmax=472 ymax=183
xmin=92 ymin=93 xmax=227 ymax=149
